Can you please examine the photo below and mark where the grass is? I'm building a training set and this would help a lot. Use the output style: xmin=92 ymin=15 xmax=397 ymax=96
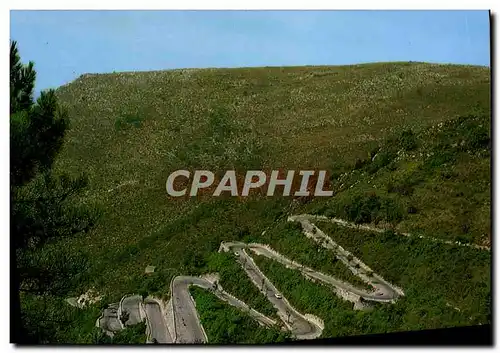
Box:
xmin=314 ymin=222 xmax=491 ymax=324
xmin=253 ymin=234 xmax=489 ymax=339
xmin=205 ymin=252 xmax=279 ymax=319
xmin=32 ymin=62 xmax=492 ymax=343
xmin=190 ymin=286 xmax=290 ymax=344
xmin=303 ymin=113 xmax=491 ymax=245
xmin=252 ymin=221 xmax=372 ymax=290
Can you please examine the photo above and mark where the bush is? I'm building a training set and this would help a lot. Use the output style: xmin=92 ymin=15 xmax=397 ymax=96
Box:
xmin=114 ymin=113 xmax=143 ymax=131
xmin=407 ymin=206 xmax=418 ymax=214
xmin=423 ymin=150 xmax=455 ymax=170
xmin=380 ymin=198 xmax=404 ymax=223
xmin=366 ymin=151 xmax=396 ymax=174
xmin=111 ymin=322 xmax=146 ymax=344
xmin=398 ymin=129 xmax=418 ymax=151
xmin=353 ymin=158 xmax=369 ymax=170
xmin=343 ymin=193 xmax=381 ymax=224
xmin=387 ymin=181 xmax=414 ymax=196
xmin=329 ymin=162 xmax=350 ymax=181
xmin=464 ymin=124 xmax=490 ymax=150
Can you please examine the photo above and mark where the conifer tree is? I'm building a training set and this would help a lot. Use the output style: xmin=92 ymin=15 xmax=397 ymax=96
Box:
xmin=10 ymin=40 xmax=98 ymax=343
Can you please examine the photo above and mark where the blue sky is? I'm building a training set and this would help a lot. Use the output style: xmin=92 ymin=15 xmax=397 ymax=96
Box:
xmin=10 ymin=10 xmax=490 ymax=94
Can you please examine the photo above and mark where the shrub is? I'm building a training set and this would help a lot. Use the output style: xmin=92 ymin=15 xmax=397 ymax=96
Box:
xmin=407 ymin=206 xmax=418 ymax=214
xmin=343 ymin=193 xmax=381 ymax=224
xmin=381 ymin=198 xmax=404 ymax=223
xmin=366 ymin=151 xmax=396 ymax=174
xmin=139 ymin=290 xmax=148 ymax=300
xmin=454 ymin=234 xmax=470 ymax=244
xmin=115 ymin=113 xmax=143 ymax=131
xmin=111 ymin=322 xmax=146 ymax=344
xmin=354 ymin=158 xmax=369 ymax=170
xmin=464 ymin=124 xmax=490 ymax=150
xmin=387 ymin=180 xmax=414 ymax=196
xmin=423 ymin=150 xmax=455 ymax=170
xmin=398 ymin=129 xmax=418 ymax=151
xmin=324 ymin=208 xmax=336 ymax=218
xmin=329 ymin=162 xmax=350 ymax=181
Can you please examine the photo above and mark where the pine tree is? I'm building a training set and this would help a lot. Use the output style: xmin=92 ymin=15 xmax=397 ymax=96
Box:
xmin=10 ymin=40 xmax=98 ymax=343
xmin=10 ymin=40 xmax=68 ymax=188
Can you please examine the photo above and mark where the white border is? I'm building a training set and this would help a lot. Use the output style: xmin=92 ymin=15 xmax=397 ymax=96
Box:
xmin=2 ymin=2 xmax=497 ymax=353
xmin=5 ymin=2 xmax=499 ymax=10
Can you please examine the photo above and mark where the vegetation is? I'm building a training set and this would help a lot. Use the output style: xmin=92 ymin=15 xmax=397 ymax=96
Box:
xmin=313 ymin=222 xmax=491 ymax=326
xmin=190 ymin=286 xmax=290 ymax=344
xmin=308 ymin=112 xmax=491 ymax=245
xmin=253 ymin=237 xmax=488 ymax=339
xmin=12 ymin=60 xmax=490 ymax=343
xmin=206 ymin=252 xmax=278 ymax=319
xmin=11 ymin=40 xmax=99 ymax=343
xmin=108 ymin=322 xmax=147 ymax=344
xmin=249 ymin=221 xmax=372 ymax=290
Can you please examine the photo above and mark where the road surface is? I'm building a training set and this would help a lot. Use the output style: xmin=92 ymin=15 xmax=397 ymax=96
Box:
xmin=97 ymin=214 xmax=404 ymax=343
xmin=144 ymin=299 xmax=173 ymax=343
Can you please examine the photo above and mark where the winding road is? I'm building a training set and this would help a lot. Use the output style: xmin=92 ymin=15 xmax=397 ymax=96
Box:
xmin=97 ymin=215 xmax=405 ymax=343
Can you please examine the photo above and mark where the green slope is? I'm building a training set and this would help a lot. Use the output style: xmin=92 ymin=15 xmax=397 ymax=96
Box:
xmin=49 ymin=62 xmax=490 ymax=342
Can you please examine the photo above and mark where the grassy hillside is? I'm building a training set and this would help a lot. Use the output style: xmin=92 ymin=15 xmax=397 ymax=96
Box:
xmin=44 ymin=62 xmax=490 ymax=343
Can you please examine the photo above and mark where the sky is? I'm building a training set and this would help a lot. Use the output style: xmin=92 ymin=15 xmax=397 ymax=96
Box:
xmin=10 ymin=10 xmax=490 ymax=94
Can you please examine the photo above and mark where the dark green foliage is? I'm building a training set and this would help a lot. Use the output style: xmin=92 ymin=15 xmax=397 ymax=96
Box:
xmin=438 ymin=114 xmax=490 ymax=151
xmin=89 ymin=328 xmax=112 ymax=344
xmin=12 ymin=172 xmax=99 ymax=250
xmin=407 ymin=205 xmax=418 ymax=214
xmin=423 ymin=150 xmax=455 ymax=170
xmin=257 ymin=221 xmax=371 ymax=290
xmin=10 ymin=92 xmax=69 ymax=187
xmin=366 ymin=151 xmax=397 ymax=174
xmin=344 ymin=193 xmax=381 ymax=224
xmin=353 ymin=158 xmax=369 ymax=171
xmin=11 ymin=41 xmax=69 ymax=187
xmin=10 ymin=41 xmax=35 ymax=115
xmin=190 ymin=287 xmax=290 ymax=344
xmin=337 ymin=192 xmax=404 ymax=225
xmin=398 ymin=129 xmax=418 ymax=151
xmin=329 ymin=162 xmax=350 ymax=181
xmin=369 ymin=146 xmax=380 ymax=160
xmin=19 ymin=61 xmax=489 ymax=343
xmin=19 ymin=294 xmax=103 ymax=344
xmin=110 ymin=322 xmax=147 ymax=344
xmin=360 ymin=129 xmax=417 ymax=176
xmin=11 ymin=40 xmax=98 ymax=344
xmin=314 ymin=222 xmax=490 ymax=328
xmin=114 ymin=113 xmax=143 ymax=131
xmin=423 ymin=114 xmax=490 ymax=172
xmin=387 ymin=180 xmax=414 ymax=196
xmin=380 ymin=198 xmax=405 ymax=223
xmin=206 ymin=252 xmax=277 ymax=318
xmin=18 ymin=246 xmax=90 ymax=296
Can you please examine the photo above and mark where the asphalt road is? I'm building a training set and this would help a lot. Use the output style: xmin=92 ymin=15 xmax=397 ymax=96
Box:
xmin=144 ymin=300 xmax=173 ymax=343
xmin=98 ymin=214 xmax=405 ymax=343
xmin=171 ymin=276 xmax=208 ymax=343
xmin=120 ymin=295 xmax=143 ymax=326
xmin=228 ymin=246 xmax=321 ymax=339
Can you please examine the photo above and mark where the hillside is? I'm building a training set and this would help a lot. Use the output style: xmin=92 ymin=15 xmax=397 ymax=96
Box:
xmin=45 ymin=62 xmax=490 ymax=343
